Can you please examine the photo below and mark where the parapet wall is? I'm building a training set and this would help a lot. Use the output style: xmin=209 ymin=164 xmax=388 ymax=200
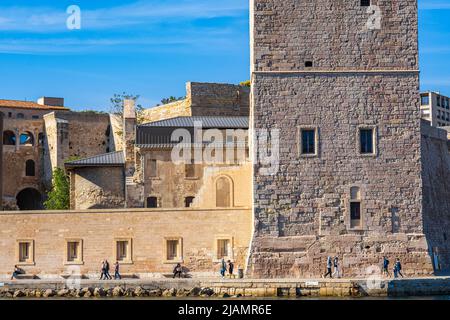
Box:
xmin=0 ymin=208 xmax=252 ymax=278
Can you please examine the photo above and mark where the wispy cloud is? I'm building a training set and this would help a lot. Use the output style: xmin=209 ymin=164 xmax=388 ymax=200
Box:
xmin=0 ymin=0 xmax=248 ymax=32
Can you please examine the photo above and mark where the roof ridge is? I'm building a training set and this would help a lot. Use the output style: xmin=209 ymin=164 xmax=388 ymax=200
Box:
xmin=65 ymin=150 xmax=123 ymax=164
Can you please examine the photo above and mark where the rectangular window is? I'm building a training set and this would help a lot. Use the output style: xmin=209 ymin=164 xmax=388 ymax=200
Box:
xmin=66 ymin=240 xmax=82 ymax=263
xmin=217 ymin=239 xmax=230 ymax=259
xmin=185 ymin=197 xmax=195 ymax=208
xmin=421 ymin=94 xmax=429 ymax=106
xmin=17 ymin=240 xmax=34 ymax=265
xmin=164 ymin=237 xmax=183 ymax=263
xmin=437 ymin=96 xmax=441 ymax=106
xmin=147 ymin=159 xmax=157 ymax=178
xmin=115 ymin=239 xmax=132 ymax=263
xmin=19 ymin=242 xmax=30 ymax=263
xmin=360 ymin=0 xmax=370 ymax=6
xmin=301 ymin=129 xmax=316 ymax=155
xmin=146 ymin=196 xmax=158 ymax=208
xmin=350 ymin=202 xmax=361 ymax=228
xmin=360 ymin=128 xmax=374 ymax=154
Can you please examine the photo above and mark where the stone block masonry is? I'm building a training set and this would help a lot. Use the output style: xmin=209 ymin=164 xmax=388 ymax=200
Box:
xmin=248 ymin=0 xmax=437 ymax=277
xmin=0 ymin=208 xmax=252 ymax=277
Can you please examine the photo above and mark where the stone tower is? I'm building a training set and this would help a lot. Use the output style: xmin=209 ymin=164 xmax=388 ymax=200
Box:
xmin=249 ymin=0 xmax=434 ymax=277
xmin=0 ymin=112 xmax=3 ymax=210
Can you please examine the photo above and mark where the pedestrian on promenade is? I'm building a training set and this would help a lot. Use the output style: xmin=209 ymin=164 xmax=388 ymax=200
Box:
xmin=10 ymin=265 xmax=22 ymax=280
xmin=323 ymin=256 xmax=333 ymax=278
xmin=332 ymin=256 xmax=340 ymax=278
xmin=114 ymin=261 xmax=121 ymax=280
xmin=395 ymin=258 xmax=404 ymax=278
xmin=228 ymin=260 xmax=235 ymax=279
xmin=220 ymin=258 xmax=227 ymax=279
xmin=173 ymin=263 xmax=183 ymax=278
xmin=104 ymin=260 xmax=112 ymax=280
xmin=99 ymin=260 xmax=107 ymax=280
xmin=382 ymin=256 xmax=391 ymax=277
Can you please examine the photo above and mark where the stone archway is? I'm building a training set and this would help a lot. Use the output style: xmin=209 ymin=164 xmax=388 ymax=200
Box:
xmin=16 ymin=188 xmax=43 ymax=210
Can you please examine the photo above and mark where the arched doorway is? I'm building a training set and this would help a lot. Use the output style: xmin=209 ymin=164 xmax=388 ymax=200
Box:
xmin=16 ymin=188 xmax=43 ymax=210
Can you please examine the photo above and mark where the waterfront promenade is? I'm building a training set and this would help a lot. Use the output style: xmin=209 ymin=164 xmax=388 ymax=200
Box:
xmin=1 ymin=276 xmax=450 ymax=298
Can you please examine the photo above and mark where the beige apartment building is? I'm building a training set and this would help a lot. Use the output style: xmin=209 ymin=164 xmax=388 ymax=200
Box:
xmin=420 ymin=91 xmax=450 ymax=127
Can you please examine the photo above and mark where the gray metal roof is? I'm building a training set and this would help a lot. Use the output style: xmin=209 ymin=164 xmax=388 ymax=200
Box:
xmin=139 ymin=116 xmax=248 ymax=128
xmin=65 ymin=151 xmax=124 ymax=168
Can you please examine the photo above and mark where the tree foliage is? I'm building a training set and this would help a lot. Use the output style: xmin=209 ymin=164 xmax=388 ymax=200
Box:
xmin=44 ymin=167 xmax=70 ymax=210
xmin=240 ymin=80 xmax=251 ymax=87
xmin=159 ymin=96 xmax=185 ymax=105
xmin=110 ymin=92 xmax=146 ymax=123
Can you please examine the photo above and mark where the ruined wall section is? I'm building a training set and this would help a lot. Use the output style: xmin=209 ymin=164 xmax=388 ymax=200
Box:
xmin=421 ymin=122 xmax=450 ymax=272
xmin=69 ymin=167 xmax=125 ymax=210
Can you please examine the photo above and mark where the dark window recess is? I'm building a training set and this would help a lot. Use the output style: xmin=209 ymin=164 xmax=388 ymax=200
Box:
xmin=361 ymin=0 xmax=370 ymax=6
xmin=32 ymin=115 xmax=39 ymax=120
xmin=25 ymin=160 xmax=35 ymax=176
xmin=360 ymin=129 xmax=374 ymax=154
xmin=305 ymin=61 xmax=313 ymax=67
xmin=444 ymin=233 xmax=447 ymax=241
xmin=301 ymin=129 xmax=316 ymax=154
xmin=350 ymin=202 xmax=361 ymax=220
xmin=185 ymin=197 xmax=195 ymax=208
xmin=146 ymin=197 xmax=158 ymax=208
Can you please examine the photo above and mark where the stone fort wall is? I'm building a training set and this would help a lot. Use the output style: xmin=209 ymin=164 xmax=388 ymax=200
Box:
xmin=0 ymin=112 xmax=3 ymax=210
xmin=248 ymin=0 xmax=434 ymax=277
xmin=0 ymin=207 xmax=251 ymax=278
xmin=421 ymin=122 xmax=450 ymax=271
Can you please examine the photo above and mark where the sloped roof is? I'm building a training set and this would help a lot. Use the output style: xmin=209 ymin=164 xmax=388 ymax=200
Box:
xmin=139 ymin=116 xmax=248 ymax=128
xmin=65 ymin=151 xmax=125 ymax=168
xmin=0 ymin=99 xmax=69 ymax=111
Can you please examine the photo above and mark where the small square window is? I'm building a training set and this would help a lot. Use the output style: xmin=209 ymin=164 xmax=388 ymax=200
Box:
xmin=361 ymin=0 xmax=370 ymax=6
xmin=300 ymin=128 xmax=317 ymax=155
xmin=115 ymin=239 xmax=132 ymax=263
xmin=305 ymin=61 xmax=313 ymax=68
xmin=146 ymin=196 xmax=158 ymax=208
xmin=185 ymin=163 xmax=196 ymax=178
xmin=164 ymin=237 xmax=183 ymax=263
xmin=66 ymin=240 xmax=83 ymax=264
xmin=359 ymin=128 xmax=375 ymax=154
xmin=185 ymin=196 xmax=195 ymax=208
xmin=17 ymin=240 xmax=34 ymax=265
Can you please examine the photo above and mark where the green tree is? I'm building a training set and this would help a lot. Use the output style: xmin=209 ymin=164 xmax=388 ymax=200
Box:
xmin=160 ymin=96 xmax=185 ymax=105
xmin=44 ymin=168 xmax=70 ymax=210
xmin=240 ymin=80 xmax=251 ymax=87
xmin=110 ymin=92 xmax=146 ymax=123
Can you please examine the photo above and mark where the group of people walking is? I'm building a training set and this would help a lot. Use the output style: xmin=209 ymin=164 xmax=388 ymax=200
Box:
xmin=323 ymin=256 xmax=405 ymax=279
xmin=382 ymin=256 xmax=404 ymax=278
xmin=99 ymin=260 xmax=121 ymax=280
xmin=220 ymin=258 xmax=234 ymax=279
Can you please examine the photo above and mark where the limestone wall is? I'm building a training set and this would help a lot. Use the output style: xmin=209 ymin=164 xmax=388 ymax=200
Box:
xmin=421 ymin=122 xmax=450 ymax=271
xmin=69 ymin=167 xmax=125 ymax=210
xmin=141 ymin=99 xmax=191 ymax=123
xmin=0 ymin=208 xmax=252 ymax=277
xmin=0 ymin=112 xmax=3 ymax=209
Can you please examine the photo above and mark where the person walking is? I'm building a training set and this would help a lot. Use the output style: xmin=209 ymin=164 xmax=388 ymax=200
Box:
xmin=382 ymin=256 xmax=391 ymax=277
xmin=173 ymin=263 xmax=183 ymax=279
xmin=395 ymin=258 xmax=404 ymax=278
xmin=220 ymin=258 xmax=227 ymax=278
xmin=332 ymin=256 xmax=340 ymax=278
xmin=104 ymin=260 xmax=112 ymax=280
xmin=114 ymin=261 xmax=121 ymax=280
xmin=227 ymin=260 xmax=234 ymax=279
xmin=10 ymin=265 xmax=22 ymax=280
xmin=99 ymin=260 xmax=107 ymax=280
xmin=323 ymin=256 xmax=333 ymax=278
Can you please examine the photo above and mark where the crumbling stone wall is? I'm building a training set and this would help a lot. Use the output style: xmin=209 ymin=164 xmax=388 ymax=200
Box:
xmin=421 ymin=122 xmax=450 ymax=272
xmin=249 ymin=0 xmax=434 ymax=277
xmin=69 ymin=167 xmax=125 ymax=210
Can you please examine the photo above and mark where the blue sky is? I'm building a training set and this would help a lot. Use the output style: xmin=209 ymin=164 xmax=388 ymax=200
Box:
xmin=0 ymin=0 xmax=449 ymax=111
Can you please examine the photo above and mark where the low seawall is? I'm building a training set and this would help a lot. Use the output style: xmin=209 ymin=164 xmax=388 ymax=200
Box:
xmin=1 ymin=277 xmax=450 ymax=298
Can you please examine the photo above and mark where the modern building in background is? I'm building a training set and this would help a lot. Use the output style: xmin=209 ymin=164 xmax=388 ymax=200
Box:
xmin=420 ymin=91 xmax=450 ymax=127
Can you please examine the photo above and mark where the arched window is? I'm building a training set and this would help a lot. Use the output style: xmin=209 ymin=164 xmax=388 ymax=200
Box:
xmin=17 ymin=113 xmax=25 ymax=119
xmin=20 ymin=132 xmax=34 ymax=146
xmin=25 ymin=160 xmax=35 ymax=176
xmin=350 ymin=187 xmax=361 ymax=228
xmin=3 ymin=131 xmax=16 ymax=145
xmin=216 ymin=176 xmax=232 ymax=208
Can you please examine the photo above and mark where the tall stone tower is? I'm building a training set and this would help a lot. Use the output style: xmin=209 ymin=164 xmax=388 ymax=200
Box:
xmin=249 ymin=0 xmax=434 ymax=277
